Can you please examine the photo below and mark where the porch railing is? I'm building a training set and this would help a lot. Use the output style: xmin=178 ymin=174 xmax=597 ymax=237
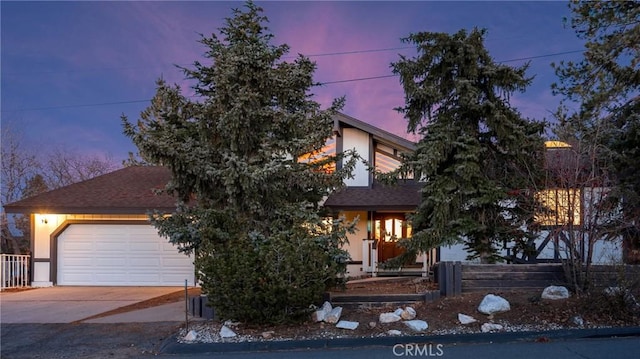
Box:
xmin=362 ymin=239 xmax=437 ymax=277
xmin=1 ymin=254 xmax=30 ymax=290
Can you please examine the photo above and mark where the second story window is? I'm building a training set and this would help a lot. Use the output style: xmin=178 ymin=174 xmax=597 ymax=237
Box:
xmin=298 ymin=136 xmax=337 ymax=174
xmin=375 ymin=143 xmax=413 ymax=179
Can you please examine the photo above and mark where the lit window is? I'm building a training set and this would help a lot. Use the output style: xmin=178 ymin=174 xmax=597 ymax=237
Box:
xmin=298 ymin=136 xmax=336 ymax=174
xmin=535 ymin=189 xmax=581 ymax=226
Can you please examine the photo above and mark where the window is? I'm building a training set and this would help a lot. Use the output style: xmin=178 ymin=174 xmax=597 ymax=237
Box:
xmin=535 ymin=188 xmax=581 ymax=226
xmin=375 ymin=144 xmax=413 ymax=179
xmin=298 ymin=136 xmax=337 ymax=174
xmin=374 ymin=215 xmax=412 ymax=242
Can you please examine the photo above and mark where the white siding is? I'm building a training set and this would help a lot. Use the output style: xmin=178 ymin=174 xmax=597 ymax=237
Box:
xmin=342 ymin=128 xmax=370 ymax=187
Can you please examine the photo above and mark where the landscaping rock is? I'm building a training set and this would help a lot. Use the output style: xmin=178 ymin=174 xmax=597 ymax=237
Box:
xmin=312 ymin=301 xmax=333 ymax=322
xmin=387 ymin=329 xmax=402 ymax=336
xmin=478 ymin=294 xmax=511 ymax=315
xmin=481 ymin=323 xmax=504 ymax=332
xmin=261 ymin=331 xmax=274 ymax=339
xmin=325 ymin=307 xmax=343 ymax=324
xmin=458 ymin=313 xmax=477 ymax=325
xmin=394 ymin=308 xmax=404 ymax=317
xmin=404 ymin=320 xmax=429 ymax=332
xmin=604 ymin=287 xmax=639 ymax=306
xmin=368 ymin=321 xmax=377 ymax=329
xmin=571 ymin=315 xmax=584 ymax=327
xmin=219 ymin=326 xmax=236 ymax=338
xmin=379 ymin=312 xmax=402 ymax=323
xmin=336 ymin=320 xmax=359 ymax=330
xmin=542 ymin=286 xmax=570 ymax=300
xmin=183 ymin=330 xmax=198 ymax=342
xmin=401 ymin=307 xmax=417 ymax=320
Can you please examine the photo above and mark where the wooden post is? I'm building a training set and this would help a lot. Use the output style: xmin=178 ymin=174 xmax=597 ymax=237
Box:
xmin=454 ymin=262 xmax=462 ymax=296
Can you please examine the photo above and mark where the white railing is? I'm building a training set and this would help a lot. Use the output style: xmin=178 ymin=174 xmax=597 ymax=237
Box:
xmin=1 ymin=254 xmax=30 ymax=290
xmin=362 ymin=239 xmax=438 ymax=277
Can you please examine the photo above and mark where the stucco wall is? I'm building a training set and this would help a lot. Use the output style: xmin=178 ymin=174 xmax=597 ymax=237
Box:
xmin=342 ymin=128 xmax=370 ymax=187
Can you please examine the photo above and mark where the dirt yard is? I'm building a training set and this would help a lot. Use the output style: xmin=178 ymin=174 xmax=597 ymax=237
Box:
xmin=176 ymin=277 xmax=640 ymax=343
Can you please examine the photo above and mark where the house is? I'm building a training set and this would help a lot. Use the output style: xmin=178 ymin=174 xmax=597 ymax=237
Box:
xmin=4 ymin=113 xmax=629 ymax=287
xmin=3 ymin=113 xmax=429 ymax=286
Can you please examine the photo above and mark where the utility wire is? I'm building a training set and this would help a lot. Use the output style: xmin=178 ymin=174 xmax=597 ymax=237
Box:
xmin=2 ymin=49 xmax=584 ymax=113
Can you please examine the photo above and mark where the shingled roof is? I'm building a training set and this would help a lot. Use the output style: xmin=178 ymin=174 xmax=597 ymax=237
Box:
xmin=324 ymin=181 xmax=422 ymax=211
xmin=3 ymin=166 xmax=176 ymax=214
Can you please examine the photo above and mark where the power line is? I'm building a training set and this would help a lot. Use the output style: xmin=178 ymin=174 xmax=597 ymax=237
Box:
xmin=2 ymin=49 xmax=584 ymax=113
xmin=316 ymin=49 xmax=585 ymax=85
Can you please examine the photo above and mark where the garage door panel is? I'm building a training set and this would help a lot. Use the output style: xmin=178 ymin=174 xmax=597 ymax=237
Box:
xmin=94 ymin=257 xmax=127 ymax=266
xmin=129 ymin=241 xmax=161 ymax=251
xmin=58 ymin=224 xmax=194 ymax=286
xmin=61 ymin=240 xmax=93 ymax=251
xmin=128 ymin=258 xmax=161 ymax=266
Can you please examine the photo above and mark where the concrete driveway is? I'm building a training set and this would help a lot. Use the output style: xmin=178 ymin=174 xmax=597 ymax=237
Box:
xmin=0 ymin=286 xmax=184 ymax=323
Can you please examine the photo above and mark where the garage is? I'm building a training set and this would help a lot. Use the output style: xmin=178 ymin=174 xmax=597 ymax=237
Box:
xmin=57 ymin=224 xmax=195 ymax=286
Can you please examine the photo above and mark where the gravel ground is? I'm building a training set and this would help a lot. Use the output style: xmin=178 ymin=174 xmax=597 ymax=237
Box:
xmin=0 ymin=322 xmax=182 ymax=359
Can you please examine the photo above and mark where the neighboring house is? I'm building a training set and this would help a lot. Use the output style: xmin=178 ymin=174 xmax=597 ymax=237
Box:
xmin=437 ymin=140 xmax=628 ymax=265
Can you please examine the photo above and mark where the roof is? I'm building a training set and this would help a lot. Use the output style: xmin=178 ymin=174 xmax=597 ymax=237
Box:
xmin=3 ymin=166 xmax=176 ymax=214
xmin=335 ymin=112 xmax=415 ymax=152
xmin=324 ymin=181 xmax=422 ymax=211
xmin=4 ymin=113 xmax=418 ymax=215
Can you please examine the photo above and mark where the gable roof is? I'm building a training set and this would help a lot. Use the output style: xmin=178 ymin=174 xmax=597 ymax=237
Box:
xmin=3 ymin=166 xmax=175 ymax=214
xmin=334 ymin=112 xmax=415 ymax=152
xmin=4 ymin=113 xmax=419 ymax=215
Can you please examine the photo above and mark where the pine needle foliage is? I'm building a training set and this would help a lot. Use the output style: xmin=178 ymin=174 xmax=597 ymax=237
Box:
xmin=122 ymin=2 xmax=356 ymax=324
xmin=385 ymin=28 xmax=546 ymax=263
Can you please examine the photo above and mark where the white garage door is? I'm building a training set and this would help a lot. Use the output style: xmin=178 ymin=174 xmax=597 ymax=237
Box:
xmin=58 ymin=224 xmax=195 ymax=286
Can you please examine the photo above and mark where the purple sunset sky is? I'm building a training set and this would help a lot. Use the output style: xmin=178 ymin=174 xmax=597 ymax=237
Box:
xmin=1 ymin=1 xmax=585 ymax=163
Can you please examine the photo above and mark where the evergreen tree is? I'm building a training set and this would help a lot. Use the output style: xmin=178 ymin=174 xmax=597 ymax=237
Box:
xmin=122 ymin=2 xmax=356 ymax=323
xmin=388 ymin=28 xmax=545 ymax=263
xmin=552 ymin=1 xmax=640 ymax=264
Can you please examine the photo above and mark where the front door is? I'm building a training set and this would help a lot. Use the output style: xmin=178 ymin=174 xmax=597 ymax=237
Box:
xmin=375 ymin=214 xmax=411 ymax=263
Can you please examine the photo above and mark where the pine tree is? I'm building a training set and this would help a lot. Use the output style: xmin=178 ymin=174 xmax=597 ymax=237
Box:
xmin=388 ymin=28 xmax=545 ymax=263
xmin=122 ymin=2 xmax=356 ymax=323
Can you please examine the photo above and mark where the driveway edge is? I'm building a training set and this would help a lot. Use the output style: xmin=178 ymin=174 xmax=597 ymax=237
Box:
xmin=160 ymin=326 xmax=640 ymax=354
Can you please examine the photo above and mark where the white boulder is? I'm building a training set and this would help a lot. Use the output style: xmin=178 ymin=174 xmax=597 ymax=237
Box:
xmin=458 ymin=313 xmax=477 ymax=325
xmin=481 ymin=323 xmax=504 ymax=332
xmin=312 ymin=301 xmax=333 ymax=322
xmin=394 ymin=308 xmax=404 ymax=317
xmin=571 ymin=315 xmax=584 ymax=327
xmin=183 ymin=330 xmax=198 ymax=341
xmin=401 ymin=307 xmax=417 ymax=320
xmin=404 ymin=320 xmax=429 ymax=332
xmin=379 ymin=312 xmax=402 ymax=323
xmin=542 ymin=286 xmax=570 ymax=300
xmin=336 ymin=320 xmax=359 ymax=330
xmin=325 ymin=306 xmax=343 ymax=324
xmin=478 ymin=294 xmax=511 ymax=315
xmin=387 ymin=329 xmax=402 ymax=336
xmin=220 ymin=325 xmax=237 ymax=338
